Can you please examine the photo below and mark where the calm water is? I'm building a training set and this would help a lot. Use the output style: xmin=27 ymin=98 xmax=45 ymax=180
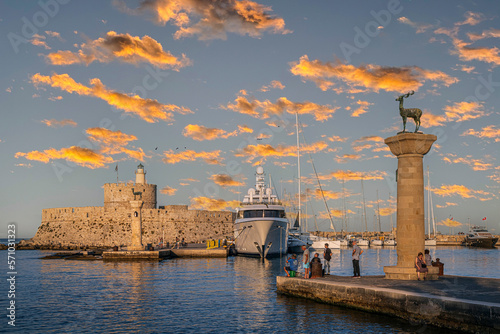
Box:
xmin=1 ymin=246 xmax=498 ymax=333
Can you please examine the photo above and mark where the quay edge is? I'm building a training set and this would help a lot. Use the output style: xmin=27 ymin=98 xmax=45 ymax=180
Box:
xmin=276 ymin=276 xmax=500 ymax=333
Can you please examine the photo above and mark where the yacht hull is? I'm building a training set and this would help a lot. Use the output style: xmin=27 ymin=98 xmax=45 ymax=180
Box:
xmin=464 ymin=237 xmax=498 ymax=248
xmin=234 ymin=218 xmax=288 ymax=257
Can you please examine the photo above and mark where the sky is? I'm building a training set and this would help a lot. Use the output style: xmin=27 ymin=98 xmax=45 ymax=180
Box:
xmin=1 ymin=0 xmax=499 ymax=238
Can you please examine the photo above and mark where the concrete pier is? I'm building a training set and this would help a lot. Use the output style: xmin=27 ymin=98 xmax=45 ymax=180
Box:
xmin=103 ymin=249 xmax=171 ymax=261
xmin=277 ymin=275 xmax=500 ymax=333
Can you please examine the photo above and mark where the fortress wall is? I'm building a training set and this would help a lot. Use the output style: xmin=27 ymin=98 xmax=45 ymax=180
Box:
xmin=32 ymin=206 xmax=236 ymax=247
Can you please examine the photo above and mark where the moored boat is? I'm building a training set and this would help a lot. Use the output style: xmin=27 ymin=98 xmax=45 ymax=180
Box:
xmin=463 ymin=226 xmax=498 ymax=248
xmin=234 ymin=166 xmax=288 ymax=258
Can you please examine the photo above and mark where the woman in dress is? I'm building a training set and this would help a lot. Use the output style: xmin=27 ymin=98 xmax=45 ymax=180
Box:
xmin=415 ymin=252 xmax=428 ymax=280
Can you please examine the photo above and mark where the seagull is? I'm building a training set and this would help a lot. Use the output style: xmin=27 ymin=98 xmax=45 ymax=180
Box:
xmin=176 ymin=147 xmax=179 ymax=150
xmin=155 ymin=147 xmax=158 ymax=150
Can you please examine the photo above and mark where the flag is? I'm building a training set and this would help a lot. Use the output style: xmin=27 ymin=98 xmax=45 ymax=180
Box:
xmin=115 ymin=164 xmax=118 ymax=172
xmin=482 ymin=217 xmax=487 ymax=221
xmin=450 ymin=217 xmax=453 ymax=220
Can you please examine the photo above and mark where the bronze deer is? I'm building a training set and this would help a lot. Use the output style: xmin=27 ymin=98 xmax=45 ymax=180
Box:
xmin=396 ymin=91 xmax=422 ymax=133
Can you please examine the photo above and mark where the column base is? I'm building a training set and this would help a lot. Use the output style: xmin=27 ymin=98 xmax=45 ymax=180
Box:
xmin=128 ymin=245 xmax=144 ymax=251
xmin=384 ymin=265 xmax=439 ymax=280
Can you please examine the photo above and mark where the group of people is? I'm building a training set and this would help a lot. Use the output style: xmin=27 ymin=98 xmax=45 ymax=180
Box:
xmin=284 ymin=241 xmax=364 ymax=278
xmin=285 ymin=242 xmax=441 ymax=281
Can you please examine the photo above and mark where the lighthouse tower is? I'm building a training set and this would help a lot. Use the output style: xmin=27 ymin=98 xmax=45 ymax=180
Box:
xmin=135 ymin=163 xmax=146 ymax=184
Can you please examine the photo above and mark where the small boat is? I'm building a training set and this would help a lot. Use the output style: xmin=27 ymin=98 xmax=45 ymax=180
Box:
xmin=425 ymin=238 xmax=437 ymax=246
xmin=309 ymin=235 xmax=341 ymax=249
xmin=234 ymin=166 xmax=288 ymax=258
xmin=371 ymin=239 xmax=383 ymax=246
xmin=357 ymin=238 xmax=370 ymax=247
xmin=463 ymin=226 xmax=498 ymax=248
xmin=384 ymin=236 xmax=396 ymax=246
xmin=287 ymin=234 xmax=309 ymax=253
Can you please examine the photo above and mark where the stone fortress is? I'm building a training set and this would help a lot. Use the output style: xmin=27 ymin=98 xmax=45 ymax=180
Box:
xmin=29 ymin=164 xmax=236 ymax=248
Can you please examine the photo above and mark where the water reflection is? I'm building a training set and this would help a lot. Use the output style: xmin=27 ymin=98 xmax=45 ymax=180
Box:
xmin=9 ymin=247 xmax=499 ymax=333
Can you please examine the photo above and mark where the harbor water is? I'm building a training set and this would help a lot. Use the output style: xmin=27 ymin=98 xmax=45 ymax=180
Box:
xmin=2 ymin=246 xmax=499 ymax=333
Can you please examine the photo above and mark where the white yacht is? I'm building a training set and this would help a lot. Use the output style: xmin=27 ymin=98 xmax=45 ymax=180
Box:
xmin=309 ymin=235 xmax=341 ymax=249
xmin=464 ymin=226 xmax=498 ymax=248
xmin=234 ymin=166 xmax=288 ymax=258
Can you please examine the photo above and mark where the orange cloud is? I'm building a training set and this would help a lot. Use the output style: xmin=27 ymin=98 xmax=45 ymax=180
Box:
xmin=435 ymin=202 xmax=458 ymax=208
xmin=15 ymin=146 xmax=113 ymax=169
xmin=443 ymin=101 xmax=486 ymax=122
xmin=397 ymin=17 xmax=434 ymax=33
xmin=238 ymin=125 xmax=253 ymax=133
xmin=456 ymin=11 xmax=485 ymax=26
xmin=335 ymin=154 xmax=362 ymax=164
xmin=461 ymin=125 xmax=500 ymax=142
xmin=420 ymin=111 xmax=447 ymax=127
xmin=260 ymin=80 xmax=285 ymax=92
xmin=223 ymin=95 xmax=339 ymax=122
xmin=160 ymin=186 xmax=177 ymax=195
xmin=318 ymin=170 xmax=387 ymax=182
xmin=352 ymin=136 xmax=386 ymax=153
xmin=40 ymin=119 xmax=77 ymax=128
xmin=86 ymin=127 xmax=147 ymax=161
xmin=190 ymin=197 xmax=241 ymax=211
xmin=235 ymin=141 xmax=328 ymax=163
xmin=183 ymin=124 xmax=239 ymax=141
xmin=326 ymin=135 xmax=348 ymax=142
xmin=467 ymin=28 xmax=500 ymax=41
xmin=378 ymin=207 xmax=396 ymax=216
xmin=431 ymin=184 xmax=492 ymax=200
xmin=442 ymin=153 xmax=493 ymax=171
xmin=309 ymin=188 xmax=342 ymax=201
xmin=46 ymin=31 xmax=190 ymax=69
xmin=289 ymin=55 xmax=458 ymax=93
xmin=115 ymin=0 xmax=290 ymax=40
xmin=351 ymin=100 xmax=373 ymax=117
xmin=209 ymin=174 xmax=245 ymax=187
xmin=438 ymin=218 xmax=462 ymax=227
xmin=181 ymin=178 xmax=199 ymax=183
xmin=31 ymin=73 xmax=191 ymax=123
xmin=162 ymin=149 xmax=223 ymax=165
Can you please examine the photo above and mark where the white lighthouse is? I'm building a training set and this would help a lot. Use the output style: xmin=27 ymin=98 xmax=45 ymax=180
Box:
xmin=135 ymin=163 xmax=146 ymax=184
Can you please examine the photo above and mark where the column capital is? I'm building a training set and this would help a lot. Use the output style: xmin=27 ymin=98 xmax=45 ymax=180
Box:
xmin=130 ymin=200 xmax=144 ymax=209
xmin=385 ymin=133 xmax=437 ymax=157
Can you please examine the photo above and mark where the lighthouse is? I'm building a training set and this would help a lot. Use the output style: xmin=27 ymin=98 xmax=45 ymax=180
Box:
xmin=135 ymin=163 xmax=146 ymax=184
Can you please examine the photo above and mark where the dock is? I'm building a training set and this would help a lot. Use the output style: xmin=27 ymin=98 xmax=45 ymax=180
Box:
xmin=102 ymin=243 xmax=228 ymax=260
xmin=277 ymin=275 xmax=500 ymax=333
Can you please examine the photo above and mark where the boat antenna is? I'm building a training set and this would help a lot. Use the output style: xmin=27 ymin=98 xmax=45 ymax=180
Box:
xmin=299 ymin=121 xmax=337 ymax=234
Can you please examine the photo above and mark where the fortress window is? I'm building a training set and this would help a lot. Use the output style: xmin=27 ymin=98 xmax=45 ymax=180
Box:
xmin=134 ymin=211 xmax=138 ymax=217
xmin=86 ymin=213 xmax=89 ymax=218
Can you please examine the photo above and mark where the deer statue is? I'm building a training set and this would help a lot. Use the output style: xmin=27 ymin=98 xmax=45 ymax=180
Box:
xmin=395 ymin=91 xmax=422 ymax=133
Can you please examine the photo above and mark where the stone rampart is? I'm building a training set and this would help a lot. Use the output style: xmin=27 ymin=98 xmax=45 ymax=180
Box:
xmin=33 ymin=205 xmax=235 ymax=247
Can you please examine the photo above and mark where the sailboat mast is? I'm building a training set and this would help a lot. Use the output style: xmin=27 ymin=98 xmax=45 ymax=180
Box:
xmin=427 ymin=166 xmax=430 ymax=239
xmin=376 ymin=189 xmax=381 ymax=233
xmin=361 ymin=178 xmax=368 ymax=237
xmin=296 ymin=113 xmax=301 ymax=235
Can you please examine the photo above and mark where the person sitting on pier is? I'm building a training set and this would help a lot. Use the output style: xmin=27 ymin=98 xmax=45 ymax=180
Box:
xmin=424 ymin=249 xmax=434 ymax=266
xmin=284 ymin=255 xmax=292 ymax=277
xmin=288 ymin=254 xmax=298 ymax=277
xmin=415 ymin=252 xmax=428 ymax=280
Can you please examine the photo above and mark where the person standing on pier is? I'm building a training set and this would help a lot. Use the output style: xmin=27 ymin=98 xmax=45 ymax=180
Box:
xmin=323 ymin=243 xmax=332 ymax=275
xmin=302 ymin=245 xmax=310 ymax=279
xmin=352 ymin=240 xmax=363 ymax=278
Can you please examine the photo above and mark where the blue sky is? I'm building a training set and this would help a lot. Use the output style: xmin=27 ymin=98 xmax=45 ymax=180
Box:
xmin=1 ymin=0 xmax=499 ymax=238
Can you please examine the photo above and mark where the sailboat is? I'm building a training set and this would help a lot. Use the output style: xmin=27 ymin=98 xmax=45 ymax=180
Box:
xmin=371 ymin=190 xmax=384 ymax=246
xmin=357 ymin=178 xmax=370 ymax=246
xmin=425 ymin=166 xmax=437 ymax=246
xmin=384 ymin=192 xmax=396 ymax=246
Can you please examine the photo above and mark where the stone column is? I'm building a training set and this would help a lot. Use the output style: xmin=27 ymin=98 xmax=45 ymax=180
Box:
xmin=130 ymin=200 xmax=144 ymax=251
xmin=383 ymin=133 xmax=439 ymax=280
